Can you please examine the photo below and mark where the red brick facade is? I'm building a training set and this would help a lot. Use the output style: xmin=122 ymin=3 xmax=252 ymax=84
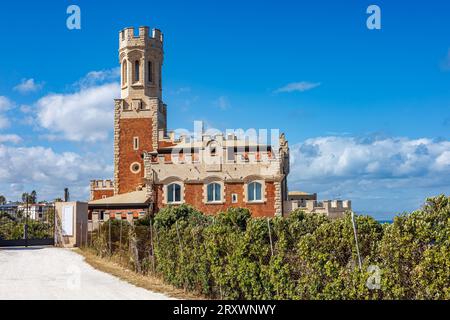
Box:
xmin=152 ymin=182 xmax=276 ymax=217
xmin=117 ymin=118 xmax=153 ymax=194
xmin=91 ymin=189 xmax=114 ymax=201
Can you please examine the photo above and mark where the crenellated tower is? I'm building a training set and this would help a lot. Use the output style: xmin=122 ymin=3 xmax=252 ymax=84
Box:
xmin=114 ymin=26 xmax=168 ymax=195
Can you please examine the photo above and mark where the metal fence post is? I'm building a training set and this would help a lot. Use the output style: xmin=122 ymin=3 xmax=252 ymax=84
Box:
xmin=80 ymin=222 xmax=83 ymax=248
xmin=175 ymin=221 xmax=187 ymax=291
xmin=149 ymin=217 xmax=155 ymax=274
xmin=351 ymin=212 xmax=363 ymax=271
xmin=108 ymin=219 xmax=112 ymax=256
xmin=267 ymin=218 xmax=274 ymax=257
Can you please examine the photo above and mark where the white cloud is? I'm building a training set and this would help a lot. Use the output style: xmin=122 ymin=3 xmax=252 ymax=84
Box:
xmin=215 ymin=96 xmax=230 ymax=110
xmin=0 ymin=96 xmax=14 ymax=111
xmin=0 ymin=96 xmax=14 ymax=129
xmin=275 ymin=81 xmax=321 ymax=93
xmin=76 ymin=68 xmax=120 ymax=88
xmin=0 ymin=134 xmax=22 ymax=144
xmin=0 ymin=116 xmax=9 ymax=129
xmin=0 ymin=144 xmax=113 ymax=201
xmin=289 ymin=136 xmax=450 ymax=217
xmin=14 ymin=78 xmax=44 ymax=94
xmin=36 ymin=82 xmax=120 ymax=142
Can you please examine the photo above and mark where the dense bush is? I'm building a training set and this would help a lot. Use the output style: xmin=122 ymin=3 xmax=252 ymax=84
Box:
xmin=87 ymin=195 xmax=450 ymax=300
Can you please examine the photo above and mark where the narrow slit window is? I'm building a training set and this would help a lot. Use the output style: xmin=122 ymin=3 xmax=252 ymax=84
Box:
xmin=122 ymin=61 xmax=127 ymax=85
xmin=134 ymin=60 xmax=140 ymax=82
xmin=133 ymin=137 xmax=139 ymax=150
xmin=148 ymin=61 xmax=153 ymax=83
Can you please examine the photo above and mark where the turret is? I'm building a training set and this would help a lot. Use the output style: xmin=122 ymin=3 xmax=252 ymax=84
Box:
xmin=118 ymin=26 xmax=164 ymax=100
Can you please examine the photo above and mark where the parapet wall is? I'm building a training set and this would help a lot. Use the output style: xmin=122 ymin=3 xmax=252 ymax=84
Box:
xmin=119 ymin=26 xmax=163 ymax=50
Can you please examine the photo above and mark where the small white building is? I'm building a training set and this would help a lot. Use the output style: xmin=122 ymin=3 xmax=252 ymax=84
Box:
xmin=18 ymin=203 xmax=54 ymax=221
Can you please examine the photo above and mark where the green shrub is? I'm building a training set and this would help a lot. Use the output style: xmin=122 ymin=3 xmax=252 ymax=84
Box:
xmin=85 ymin=195 xmax=450 ymax=300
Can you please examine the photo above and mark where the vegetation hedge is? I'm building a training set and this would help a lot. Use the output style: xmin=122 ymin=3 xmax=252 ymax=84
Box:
xmin=89 ymin=195 xmax=450 ymax=300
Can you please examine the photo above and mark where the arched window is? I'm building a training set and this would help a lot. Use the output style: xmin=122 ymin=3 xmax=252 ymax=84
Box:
xmin=148 ymin=61 xmax=153 ymax=83
xmin=207 ymin=183 xmax=221 ymax=203
xmin=122 ymin=61 xmax=127 ymax=85
xmin=167 ymin=183 xmax=181 ymax=203
xmin=134 ymin=60 xmax=140 ymax=82
xmin=248 ymin=182 xmax=262 ymax=202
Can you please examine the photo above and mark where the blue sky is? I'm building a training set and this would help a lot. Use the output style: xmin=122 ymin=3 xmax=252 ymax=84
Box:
xmin=0 ymin=0 xmax=449 ymax=219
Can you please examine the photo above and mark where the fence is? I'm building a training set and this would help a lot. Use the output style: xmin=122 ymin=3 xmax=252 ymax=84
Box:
xmin=81 ymin=197 xmax=450 ymax=300
xmin=0 ymin=207 xmax=55 ymax=246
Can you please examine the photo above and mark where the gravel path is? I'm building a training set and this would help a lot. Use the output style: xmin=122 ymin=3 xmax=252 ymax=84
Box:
xmin=0 ymin=247 xmax=173 ymax=300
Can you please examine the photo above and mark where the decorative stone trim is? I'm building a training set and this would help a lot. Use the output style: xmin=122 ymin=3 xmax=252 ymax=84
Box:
xmin=130 ymin=162 xmax=142 ymax=174
xmin=113 ymin=99 xmax=122 ymax=195
xmin=274 ymin=181 xmax=282 ymax=217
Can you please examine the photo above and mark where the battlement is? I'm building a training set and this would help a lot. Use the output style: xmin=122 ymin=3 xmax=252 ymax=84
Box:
xmin=90 ymin=179 xmax=115 ymax=190
xmin=119 ymin=26 xmax=163 ymax=49
xmin=284 ymin=199 xmax=352 ymax=219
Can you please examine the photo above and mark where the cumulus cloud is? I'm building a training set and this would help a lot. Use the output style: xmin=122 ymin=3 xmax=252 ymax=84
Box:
xmin=0 ymin=134 xmax=22 ymax=144
xmin=14 ymin=78 xmax=44 ymax=94
xmin=76 ymin=68 xmax=120 ymax=88
xmin=289 ymin=136 xmax=450 ymax=217
xmin=36 ymin=82 xmax=120 ymax=142
xmin=0 ymin=96 xmax=14 ymax=129
xmin=275 ymin=81 xmax=321 ymax=93
xmin=0 ymin=144 xmax=113 ymax=201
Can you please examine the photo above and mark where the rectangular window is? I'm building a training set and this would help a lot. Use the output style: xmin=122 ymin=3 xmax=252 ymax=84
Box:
xmin=133 ymin=137 xmax=139 ymax=150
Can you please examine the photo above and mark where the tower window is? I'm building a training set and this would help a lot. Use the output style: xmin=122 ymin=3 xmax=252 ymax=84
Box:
xmin=134 ymin=60 xmax=140 ymax=82
xmin=122 ymin=61 xmax=127 ymax=85
xmin=133 ymin=137 xmax=139 ymax=150
xmin=148 ymin=61 xmax=153 ymax=83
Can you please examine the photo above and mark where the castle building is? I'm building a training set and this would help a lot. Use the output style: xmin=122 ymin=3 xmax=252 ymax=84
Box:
xmin=88 ymin=26 xmax=290 ymax=221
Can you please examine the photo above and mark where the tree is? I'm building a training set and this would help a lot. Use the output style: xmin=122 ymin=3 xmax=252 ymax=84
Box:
xmin=21 ymin=191 xmax=38 ymax=204
xmin=0 ymin=195 xmax=6 ymax=205
xmin=30 ymin=190 xmax=37 ymax=204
